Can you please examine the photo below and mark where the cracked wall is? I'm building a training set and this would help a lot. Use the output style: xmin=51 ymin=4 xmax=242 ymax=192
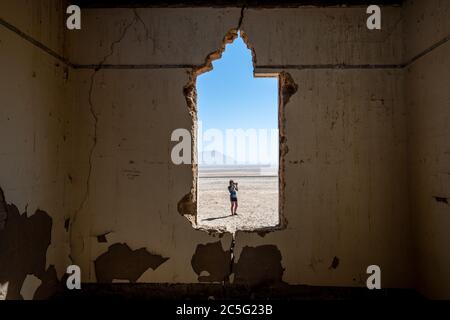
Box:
xmin=235 ymin=6 xmax=412 ymax=290
xmin=65 ymin=7 xmax=239 ymax=283
xmin=0 ymin=0 xmax=71 ymax=299
xmin=65 ymin=5 xmax=412 ymax=290
xmin=235 ymin=66 xmax=411 ymax=288
xmin=1 ymin=0 xmax=450 ymax=300
xmin=0 ymin=189 xmax=54 ymax=300
xmin=404 ymin=0 xmax=450 ymax=299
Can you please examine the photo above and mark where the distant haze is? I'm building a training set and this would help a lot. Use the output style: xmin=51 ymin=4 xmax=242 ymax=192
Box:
xmin=197 ymin=33 xmax=278 ymax=168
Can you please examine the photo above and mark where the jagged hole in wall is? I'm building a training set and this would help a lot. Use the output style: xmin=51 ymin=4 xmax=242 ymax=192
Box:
xmin=181 ymin=29 xmax=296 ymax=235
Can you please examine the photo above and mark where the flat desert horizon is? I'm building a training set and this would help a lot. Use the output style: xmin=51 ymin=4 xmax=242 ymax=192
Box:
xmin=197 ymin=165 xmax=279 ymax=233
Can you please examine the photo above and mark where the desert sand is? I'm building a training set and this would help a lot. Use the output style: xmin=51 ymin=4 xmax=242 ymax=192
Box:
xmin=197 ymin=175 xmax=279 ymax=233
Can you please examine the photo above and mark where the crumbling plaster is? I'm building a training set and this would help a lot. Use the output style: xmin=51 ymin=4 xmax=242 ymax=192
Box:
xmin=0 ymin=0 xmax=449 ymax=299
xmin=0 ymin=0 xmax=71 ymax=299
xmin=65 ymin=5 xmax=411 ymax=288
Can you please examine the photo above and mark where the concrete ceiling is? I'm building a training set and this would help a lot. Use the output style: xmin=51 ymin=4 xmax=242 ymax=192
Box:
xmin=72 ymin=0 xmax=403 ymax=8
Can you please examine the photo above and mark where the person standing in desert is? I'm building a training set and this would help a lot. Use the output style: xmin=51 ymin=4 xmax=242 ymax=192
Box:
xmin=228 ymin=180 xmax=238 ymax=216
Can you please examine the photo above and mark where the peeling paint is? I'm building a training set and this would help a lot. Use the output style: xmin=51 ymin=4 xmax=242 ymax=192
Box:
xmin=329 ymin=256 xmax=340 ymax=270
xmin=33 ymin=266 xmax=61 ymax=300
xmin=20 ymin=275 xmax=42 ymax=300
xmin=2 ymin=2 xmax=448 ymax=300
xmin=69 ymin=11 xmax=141 ymax=255
xmin=94 ymin=243 xmax=169 ymax=283
xmin=434 ymin=196 xmax=449 ymax=205
xmin=0 ymin=188 xmax=6 ymax=230
xmin=233 ymin=245 xmax=284 ymax=286
xmin=0 ymin=188 xmax=52 ymax=300
xmin=191 ymin=241 xmax=231 ymax=282
xmin=96 ymin=232 xmax=111 ymax=243
xmin=64 ymin=218 xmax=70 ymax=232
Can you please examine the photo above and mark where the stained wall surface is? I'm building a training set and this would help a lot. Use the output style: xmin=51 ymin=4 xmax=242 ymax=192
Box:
xmin=65 ymin=6 xmax=412 ymax=289
xmin=64 ymin=8 xmax=240 ymax=283
xmin=0 ymin=0 xmax=70 ymax=299
xmin=0 ymin=0 xmax=449 ymax=299
xmin=404 ymin=0 xmax=450 ymax=299
xmin=238 ymin=7 xmax=411 ymax=289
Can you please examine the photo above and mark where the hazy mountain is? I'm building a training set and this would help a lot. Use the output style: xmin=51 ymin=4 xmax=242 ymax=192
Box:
xmin=198 ymin=150 xmax=236 ymax=166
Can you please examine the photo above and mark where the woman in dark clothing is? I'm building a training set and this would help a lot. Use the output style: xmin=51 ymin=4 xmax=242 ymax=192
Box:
xmin=228 ymin=180 xmax=238 ymax=216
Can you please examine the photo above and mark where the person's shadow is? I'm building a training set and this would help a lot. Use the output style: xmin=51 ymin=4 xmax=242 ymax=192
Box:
xmin=202 ymin=215 xmax=234 ymax=221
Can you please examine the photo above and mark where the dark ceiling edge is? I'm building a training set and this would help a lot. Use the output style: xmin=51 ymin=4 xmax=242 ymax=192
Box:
xmin=71 ymin=1 xmax=403 ymax=9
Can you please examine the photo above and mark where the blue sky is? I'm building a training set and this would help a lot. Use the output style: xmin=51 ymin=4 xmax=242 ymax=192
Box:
xmin=197 ymin=33 xmax=278 ymax=131
xmin=197 ymin=33 xmax=278 ymax=165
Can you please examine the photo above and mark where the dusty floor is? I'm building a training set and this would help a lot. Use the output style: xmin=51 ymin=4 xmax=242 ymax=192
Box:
xmin=197 ymin=175 xmax=279 ymax=233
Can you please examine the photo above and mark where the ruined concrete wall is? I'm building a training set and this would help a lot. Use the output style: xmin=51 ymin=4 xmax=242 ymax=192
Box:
xmin=66 ymin=6 xmax=412 ymax=289
xmin=65 ymin=66 xmax=233 ymax=282
xmin=65 ymin=9 xmax=238 ymax=282
xmin=237 ymin=7 xmax=411 ymax=289
xmin=3 ymin=1 xmax=449 ymax=298
xmin=0 ymin=0 xmax=71 ymax=299
xmin=404 ymin=0 xmax=450 ymax=299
